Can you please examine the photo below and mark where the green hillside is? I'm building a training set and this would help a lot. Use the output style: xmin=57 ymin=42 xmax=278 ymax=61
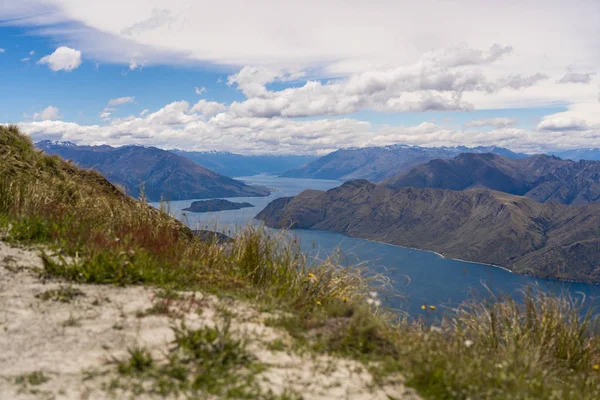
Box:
xmin=2 ymin=125 xmax=600 ymax=399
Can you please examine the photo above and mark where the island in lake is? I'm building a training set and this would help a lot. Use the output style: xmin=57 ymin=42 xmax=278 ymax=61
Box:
xmin=183 ymin=199 xmax=255 ymax=213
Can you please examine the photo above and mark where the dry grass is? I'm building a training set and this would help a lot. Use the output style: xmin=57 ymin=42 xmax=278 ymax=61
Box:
xmin=3 ymin=124 xmax=600 ymax=399
xmin=0 ymin=124 xmax=374 ymax=314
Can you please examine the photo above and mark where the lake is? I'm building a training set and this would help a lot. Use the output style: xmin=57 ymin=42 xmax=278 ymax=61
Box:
xmin=152 ymin=175 xmax=600 ymax=318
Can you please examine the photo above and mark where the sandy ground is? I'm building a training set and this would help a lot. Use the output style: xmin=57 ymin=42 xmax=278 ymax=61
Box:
xmin=0 ymin=241 xmax=420 ymax=400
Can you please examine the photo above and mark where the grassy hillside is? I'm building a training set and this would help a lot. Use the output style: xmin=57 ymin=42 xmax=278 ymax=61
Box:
xmin=3 ymin=125 xmax=600 ymax=399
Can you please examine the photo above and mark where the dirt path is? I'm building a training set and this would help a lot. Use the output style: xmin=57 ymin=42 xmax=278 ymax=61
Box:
xmin=0 ymin=241 xmax=420 ymax=399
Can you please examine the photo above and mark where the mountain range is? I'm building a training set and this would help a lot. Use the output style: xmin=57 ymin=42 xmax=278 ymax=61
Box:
xmin=384 ymin=153 xmax=600 ymax=205
xmin=171 ymin=150 xmax=317 ymax=177
xmin=36 ymin=141 xmax=270 ymax=202
xmin=256 ymin=180 xmax=600 ymax=283
xmin=550 ymin=148 xmax=600 ymax=161
xmin=280 ymin=145 xmax=527 ymax=181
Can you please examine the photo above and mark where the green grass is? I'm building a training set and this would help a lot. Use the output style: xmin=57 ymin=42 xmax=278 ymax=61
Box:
xmin=114 ymin=324 xmax=269 ymax=398
xmin=35 ymin=286 xmax=85 ymax=303
xmin=3 ymin=124 xmax=600 ymax=399
xmin=15 ymin=371 xmax=50 ymax=386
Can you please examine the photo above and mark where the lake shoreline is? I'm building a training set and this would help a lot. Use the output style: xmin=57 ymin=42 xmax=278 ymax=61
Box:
xmin=291 ymin=229 xmax=600 ymax=286
xmin=152 ymin=174 xmax=600 ymax=318
xmin=304 ymin=231 xmax=515 ymax=274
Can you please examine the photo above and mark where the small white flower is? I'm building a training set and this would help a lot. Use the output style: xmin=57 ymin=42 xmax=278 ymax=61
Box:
xmin=366 ymin=298 xmax=381 ymax=307
xmin=464 ymin=339 xmax=474 ymax=348
xmin=369 ymin=291 xmax=378 ymax=298
xmin=430 ymin=326 xmax=442 ymax=333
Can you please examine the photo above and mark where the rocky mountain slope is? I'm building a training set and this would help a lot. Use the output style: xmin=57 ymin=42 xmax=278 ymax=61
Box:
xmin=257 ymin=180 xmax=600 ymax=283
xmin=280 ymin=145 xmax=526 ymax=181
xmin=385 ymin=153 xmax=600 ymax=205
xmin=36 ymin=141 xmax=270 ymax=201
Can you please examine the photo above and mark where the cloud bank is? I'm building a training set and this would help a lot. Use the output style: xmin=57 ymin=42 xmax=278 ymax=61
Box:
xmin=15 ymin=98 xmax=600 ymax=155
xmin=2 ymin=1 xmax=599 ymax=153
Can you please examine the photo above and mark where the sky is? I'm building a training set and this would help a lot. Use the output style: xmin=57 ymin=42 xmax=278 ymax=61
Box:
xmin=1 ymin=0 xmax=599 ymax=155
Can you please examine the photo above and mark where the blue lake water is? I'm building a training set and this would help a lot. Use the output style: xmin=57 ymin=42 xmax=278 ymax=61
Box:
xmin=152 ymin=175 xmax=600 ymax=318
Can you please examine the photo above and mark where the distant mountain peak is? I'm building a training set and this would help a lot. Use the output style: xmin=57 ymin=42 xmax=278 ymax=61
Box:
xmin=37 ymin=140 xmax=78 ymax=148
xmin=34 ymin=141 xmax=270 ymax=201
xmin=170 ymin=148 xmax=232 ymax=155
xmin=281 ymin=144 xmax=528 ymax=182
xmin=385 ymin=152 xmax=600 ymax=205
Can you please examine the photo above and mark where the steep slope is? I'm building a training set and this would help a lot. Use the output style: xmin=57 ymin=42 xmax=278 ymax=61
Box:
xmin=1 ymin=241 xmax=420 ymax=400
xmin=257 ymin=181 xmax=600 ymax=283
xmin=2 ymin=126 xmax=422 ymax=400
xmin=280 ymin=145 xmax=526 ymax=181
xmin=36 ymin=141 xmax=270 ymax=201
xmin=385 ymin=153 xmax=600 ymax=205
xmin=171 ymin=150 xmax=317 ymax=177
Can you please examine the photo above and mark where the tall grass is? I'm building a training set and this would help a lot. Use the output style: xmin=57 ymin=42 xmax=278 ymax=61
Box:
xmin=0 ymin=125 xmax=373 ymax=312
xmin=388 ymin=288 xmax=600 ymax=399
xmin=2 ymin=124 xmax=600 ymax=399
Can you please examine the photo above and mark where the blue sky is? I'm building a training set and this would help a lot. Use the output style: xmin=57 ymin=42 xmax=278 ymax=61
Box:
xmin=0 ymin=26 xmax=241 ymax=125
xmin=1 ymin=1 xmax=599 ymax=154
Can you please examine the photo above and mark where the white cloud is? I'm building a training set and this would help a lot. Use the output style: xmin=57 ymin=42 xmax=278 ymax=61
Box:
xmin=5 ymin=1 xmax=597 ymax=74
xmin=537 ymin=117 xmax=588 ymax=132
xmin=21 ymin=57 xmax=31 ymax=62
xmin=29 ymin=50 xmax=35 ymax=55
xmin=107 ymin=96 xmax=135 ymax=106
xmin=190 ymin=100 xmax=227 ymax=116
xmin=15 ymin=98 xmax=600 ymax=155
xmin=194 ymin=87 xmax=207 ymax=95
xmin=489 ymin=73 xmax=548 ymax=91
xmin=465 ymin=118 xmax=518 ymax=128
xmin=145 ymin=101 xmax=200 ymax=125
xmin=0 ymin=48 xmax=5 ymax=53
xmin=37 ymin=46 xmax=82 ymax=71
xmin=100 ymin=112 xmax=111 ymax=119
xmin=5 ymin=1 xmax=600 ymax=154
xmin=32 ymin=106 xmax=60 ymax=121
xmin=2 ymin=1 xmax=598 ymax=122
xmin=128 ymin=59 xmax=141 ymax=70
xmin=558 ymin=72 xmax=595 ymax=84
xmin=140 ymin=109 xmax=149 ymax=116
xmin=225 ymin=49 xmax=547 ymax=118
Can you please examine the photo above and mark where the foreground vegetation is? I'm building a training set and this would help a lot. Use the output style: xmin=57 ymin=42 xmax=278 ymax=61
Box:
xmin=2 ymin=124 xmax=600 ymax=399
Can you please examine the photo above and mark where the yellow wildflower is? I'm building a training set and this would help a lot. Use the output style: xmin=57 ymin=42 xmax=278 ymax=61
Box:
xmin=421 ymin=305 xmax=427 ymax=310
xmin=342 ymin=296 xmax=349 ymax=303
xmin=429 ymin=305 xmax=436 ymax=311
xmin=307 ymin=272 xmax=316 ymax=280
xmin=593 ymin=364 xmax=599 ymax=371
xmin=316 ymin=300 xmax=322 ymax=306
